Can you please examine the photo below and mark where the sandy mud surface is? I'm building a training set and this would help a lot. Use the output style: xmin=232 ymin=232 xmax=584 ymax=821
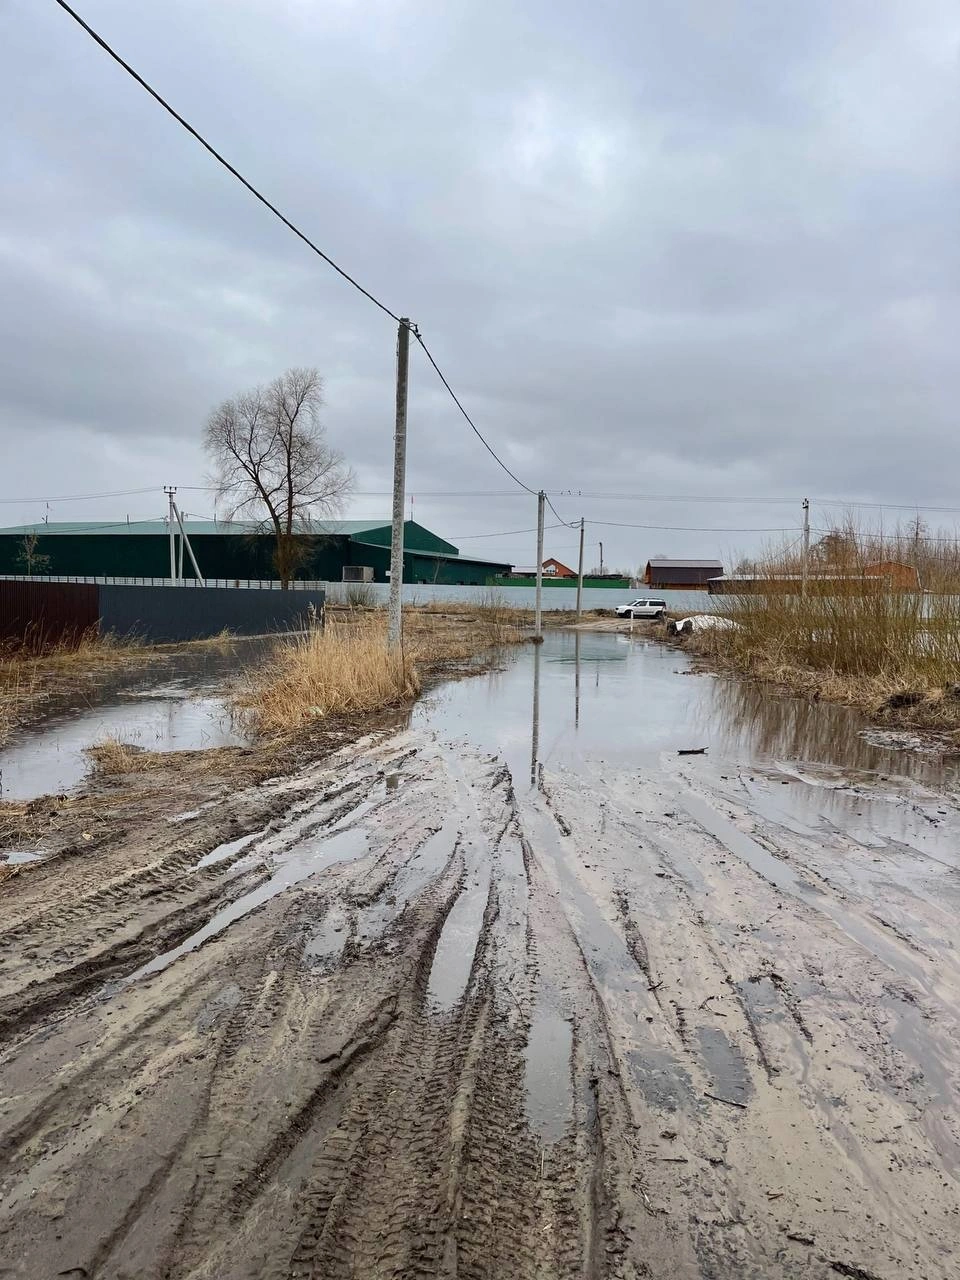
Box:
xmin=1 ymin=631 xmax=958 ymax=1278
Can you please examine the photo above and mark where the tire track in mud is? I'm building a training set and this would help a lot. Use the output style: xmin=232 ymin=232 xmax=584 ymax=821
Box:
xmin=0 ymin=750 xmax=425 ymax=1048
xmin=0 ymin=741 xmax=580 ymax=1280
xmin=4 ymin=703 xmax=960 ymax=1279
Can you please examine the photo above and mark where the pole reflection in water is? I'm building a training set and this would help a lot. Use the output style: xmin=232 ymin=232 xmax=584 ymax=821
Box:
xmin=574 ymin=631 xmax=581 ymax=729
xmin=530 ymin=640 xmax=541 ymax=787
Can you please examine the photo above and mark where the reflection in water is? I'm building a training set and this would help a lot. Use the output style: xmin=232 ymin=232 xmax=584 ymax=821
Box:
xmin=705 ymin=678 xmax=955 ymax=784
xmin=574 ymin=631 xmax=581 ymax=729
xmin=0 ymin=695 xmax=247 ymax=802
xmin=530 ymin=641 xmax=541 ymax=787
xmin=420 ymin=631 xmax=960 ymax=801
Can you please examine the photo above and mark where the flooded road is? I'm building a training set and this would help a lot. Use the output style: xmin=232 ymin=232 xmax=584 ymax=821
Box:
xmin=0 ymin=639 xmax=268 ymax=801
xmin=1 ymin=631 xmax=958 ymax=1278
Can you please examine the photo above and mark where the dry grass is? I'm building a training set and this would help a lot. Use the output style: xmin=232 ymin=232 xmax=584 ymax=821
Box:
xmin=240 ymin=602 xmax=530 ymax=736
xmin=406 ymin=593 xmax=527 ymax=658
xmin=239 ymin=620 xmax=420 ymax=735
xmin=85 ymin=737 xmax=156 ymax=775
xmin=694 ymin=531 xmax=960 ymax=727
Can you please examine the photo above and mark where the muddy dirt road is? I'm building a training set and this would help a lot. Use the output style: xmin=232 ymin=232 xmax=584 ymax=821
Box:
xmin=1 ymin=632 xmax=959 ymax=1278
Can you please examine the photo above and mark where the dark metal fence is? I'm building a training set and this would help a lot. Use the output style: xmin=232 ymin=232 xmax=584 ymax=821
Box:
xmin=0 ymin=579 xmax=99 ymax=649
xmin=0 ymin=579 xmax=325 ymax=648
xmin=98 ymin=583 xmax=325 ymax=643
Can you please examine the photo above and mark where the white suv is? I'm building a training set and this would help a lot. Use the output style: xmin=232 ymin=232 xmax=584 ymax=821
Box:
xmin=615 ymin=598 xmax=667 ymax=619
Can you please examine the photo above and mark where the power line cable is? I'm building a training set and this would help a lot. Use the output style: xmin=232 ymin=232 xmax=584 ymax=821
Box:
xmin=52 ymin=0 xmax=402 ymax=324
xmin=544 ymin=494 xmax=578 ymax=528
xmin=585 ymin=519 xmax=795 ymax=533
xmin=39 ymin=4 xmax=960 ymax=522
xmin=410 ymin=332 xmax=535 ymax=493
xmin=811 ymin=498 xmax=960 ymax=513
xmin=11 ymin=516 xmax=168 ymax=534
xmin=53 ymin=2 xmax=534 ymax=497
xmin=810 ymin=526 xmax=960 ymax=545
xmin=452 ymin=523 xmax=566 ymax=540
xmin=0 ymin=486 xmax=158 ymax=505
xmin=180 ymin=487 xmax=536 ymax=498
xmin=549 ymin=492 xmax=802 ymax=504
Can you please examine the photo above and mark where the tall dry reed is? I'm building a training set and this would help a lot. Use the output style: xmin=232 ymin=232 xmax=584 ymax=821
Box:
xmin=704 ymin=525 xmax=960 ymax=708
xmin=239 ymin=622 xmax=420 ymax=735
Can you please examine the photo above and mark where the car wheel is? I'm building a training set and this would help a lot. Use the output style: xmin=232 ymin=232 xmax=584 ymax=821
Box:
xmin=655 ymin=610 xmax=664 ymax=619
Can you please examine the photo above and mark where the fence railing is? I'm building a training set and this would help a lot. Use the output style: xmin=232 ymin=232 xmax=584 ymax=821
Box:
xmin=0 ymin=575 xmax=328 ymax=590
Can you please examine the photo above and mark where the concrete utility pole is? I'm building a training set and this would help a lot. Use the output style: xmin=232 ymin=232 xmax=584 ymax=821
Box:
xmin=173 ymin=502 xmax=204 ymax=583
xmin=599 ymin=541 xmax=604 ymax=577
xmin=535 ymin=490 xmax=545 ymax=639
xmin=801 ymin=497 xmax=810 ymax=598
xmin=575 ymin=517 xmax=585 ymax=621
xmin=388 ymin=318 xmax=411 ymax=650
xmin=164 ymin=486 xmax=177 ymax=582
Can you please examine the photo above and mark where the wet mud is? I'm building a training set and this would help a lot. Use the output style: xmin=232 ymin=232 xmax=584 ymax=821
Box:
xmin=1 ymin=631 xmax=959 ymax=1277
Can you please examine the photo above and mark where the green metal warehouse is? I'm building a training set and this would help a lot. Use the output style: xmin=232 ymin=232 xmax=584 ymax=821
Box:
xmin=0 ymin=519 xmax=512 ymax=586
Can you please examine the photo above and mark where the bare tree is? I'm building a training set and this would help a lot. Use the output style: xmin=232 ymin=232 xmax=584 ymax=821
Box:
xmin=17 ymin=531 xmax=51 ymax=576
xmin=813 ymin=527 xmax=856 ymax=566
xmin=204 ymin=368 xmax=353 ymax=587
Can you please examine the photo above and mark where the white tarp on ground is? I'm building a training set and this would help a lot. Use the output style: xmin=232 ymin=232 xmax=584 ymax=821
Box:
xmin=671 ymin=614 xmax=738 ymax=634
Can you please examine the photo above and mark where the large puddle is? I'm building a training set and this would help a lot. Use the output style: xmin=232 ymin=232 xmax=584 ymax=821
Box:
xmin=0 ymin=641 xmax=271 ymax=802
xmin=414 ymin=630 xmax=960 ymax=863
xmin=413 ymin=630 xmax=960 ymax=1135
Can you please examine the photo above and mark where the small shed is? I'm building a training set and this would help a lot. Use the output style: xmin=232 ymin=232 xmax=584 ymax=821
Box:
xmin=644 ymin=558 xmax=724 ymax=590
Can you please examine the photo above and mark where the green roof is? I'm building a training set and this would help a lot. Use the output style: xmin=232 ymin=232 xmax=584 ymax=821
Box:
xmin=351 ymin=540 xmax=510 ymax=569
xmin=0 ymin=519 xmax=393 ymax=537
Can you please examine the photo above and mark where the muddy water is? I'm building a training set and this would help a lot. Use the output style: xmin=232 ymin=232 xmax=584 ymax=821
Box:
xmin=4 ymin=630 xmax=960 ymax=1279
xmin=0 ymin=692 xmax=245 ymax=800
xmin=0 ymin=640 xmax=269 ymax=801
xmin=416 ymin=630 xmax=960 ymax=851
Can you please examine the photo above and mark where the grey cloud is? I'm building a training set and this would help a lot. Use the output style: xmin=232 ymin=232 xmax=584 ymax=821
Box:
xmin=1 ymin=0 xmax=959 ymax=566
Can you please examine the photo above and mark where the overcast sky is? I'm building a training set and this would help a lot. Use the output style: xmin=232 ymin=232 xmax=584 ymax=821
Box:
xmin=2 ymin=0 xmax=959 ymax=571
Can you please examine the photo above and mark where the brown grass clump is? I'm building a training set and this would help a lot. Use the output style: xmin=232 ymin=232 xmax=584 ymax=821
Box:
xmin=239 ymin=599 xmax=531 ymax=736
xmin=239 ymin=621 xmax=420 ymax=735
xmin=85 ymin=737 xmax=156 ymax=775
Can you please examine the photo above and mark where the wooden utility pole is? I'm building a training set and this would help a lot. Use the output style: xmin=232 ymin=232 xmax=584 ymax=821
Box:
xmin=801 ymin=497 xmax=810 ymax=598
xmin=575 ymin=517 xmax=585 ymax=620
xmin=535 ymin=490 xmax=545 ymax=639
xmin=388 ymin=319 xmax=411 ymax=650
